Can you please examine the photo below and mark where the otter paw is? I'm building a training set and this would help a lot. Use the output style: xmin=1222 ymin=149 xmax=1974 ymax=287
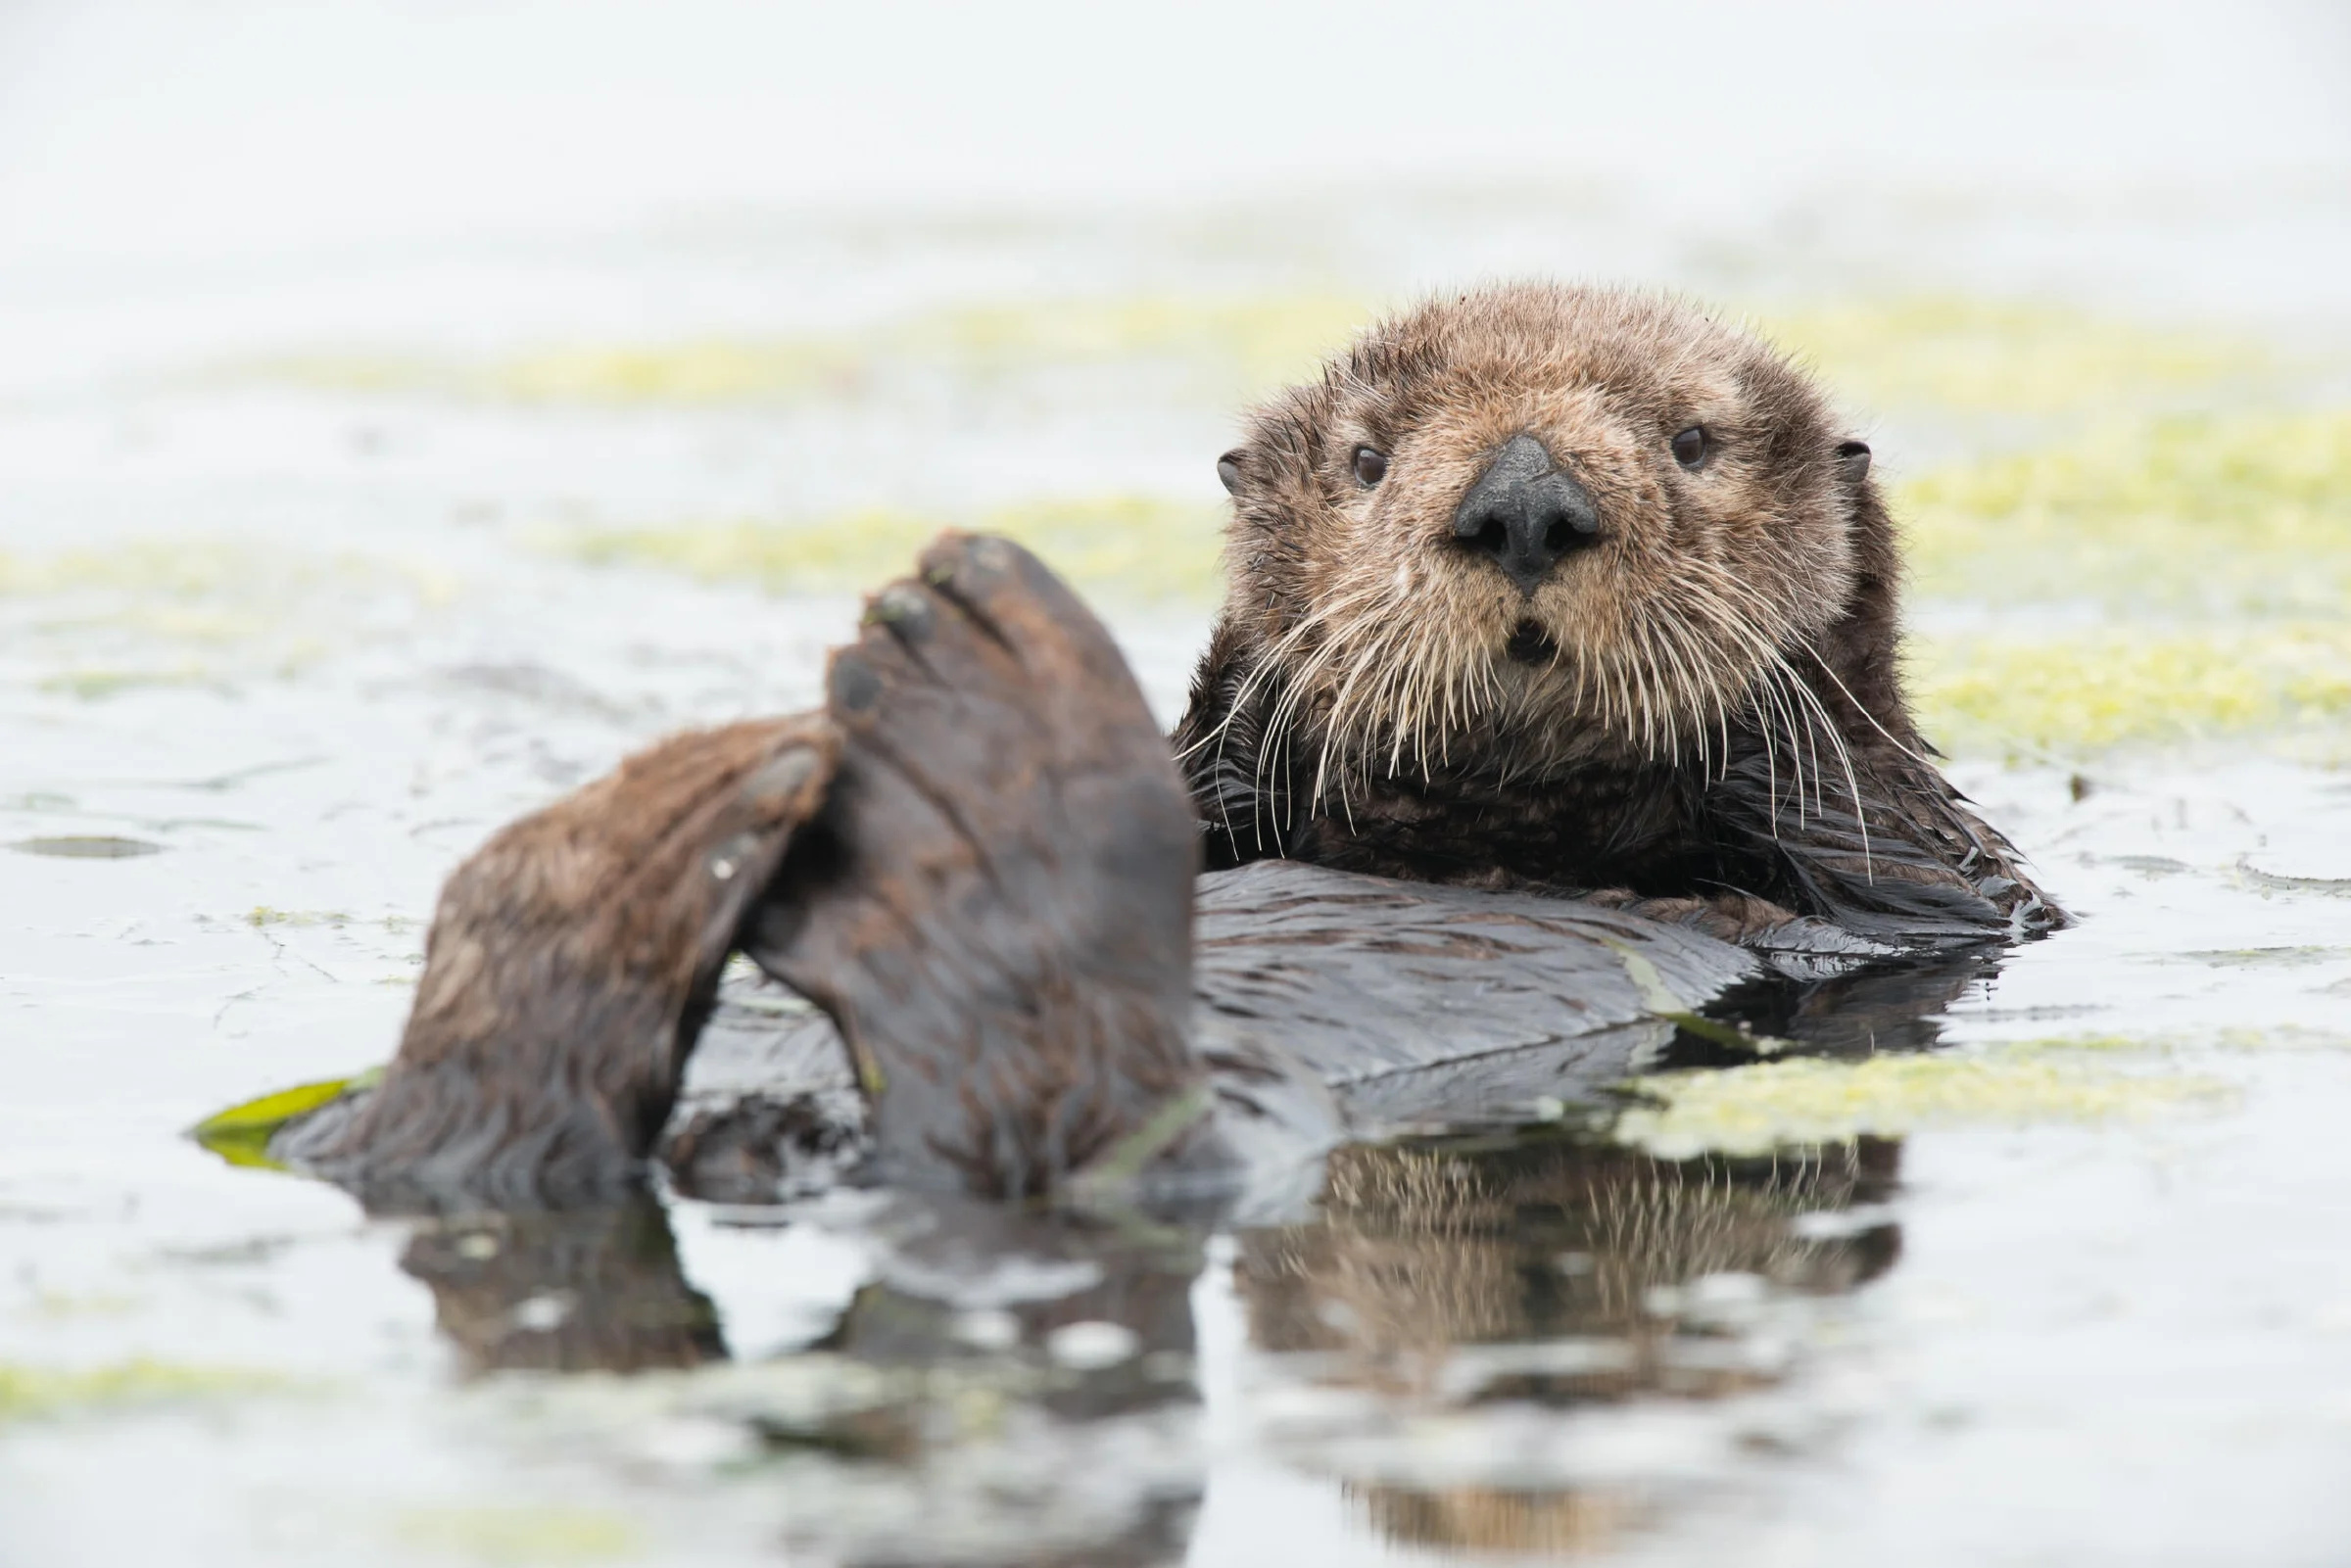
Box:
xmin=745 ymin=533 xmax=1205 ymax=1199
xmin=281 ymin=715 xmax=840 ymax=1205
xmin=413 ymin=714 xmax=840 ymax=1043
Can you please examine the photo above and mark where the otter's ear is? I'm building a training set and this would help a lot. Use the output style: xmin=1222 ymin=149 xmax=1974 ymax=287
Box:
xmin=1216 ymin=450 xmax=1246 ymax=496
xmin=1835 ymin=440 xmax=1871 ymax=485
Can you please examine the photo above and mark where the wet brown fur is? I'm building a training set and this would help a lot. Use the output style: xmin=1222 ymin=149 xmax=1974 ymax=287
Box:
xmin=1175 ymin=282 xmax=2059 ymax=943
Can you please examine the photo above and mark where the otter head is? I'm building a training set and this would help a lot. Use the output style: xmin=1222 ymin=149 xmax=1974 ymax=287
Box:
xmin=1214 ymin=283 xmax=1891 ymax=792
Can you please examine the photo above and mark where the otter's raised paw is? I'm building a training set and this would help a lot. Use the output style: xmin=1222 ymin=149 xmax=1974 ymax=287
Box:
xmin=278 ymin=715 xmax=840 ymax=1207
xmin=745 ymin=534 xmax=1207 ymax=1199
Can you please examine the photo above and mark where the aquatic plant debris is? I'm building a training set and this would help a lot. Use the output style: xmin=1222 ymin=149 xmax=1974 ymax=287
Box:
xmin=1880 ymin=400 xmax=2351 ymax=759
xmin=1907 ymin=623 xmax=2351 ymax=759
xmin=389 ymin=1504 xmax=642 ymax=1565
xmin=1602 ymin=935 xmax=1790 ymax=1056
xmin=247 ymin=906 xmax=340 ymax=927
xmin=237 ymin=292 xmax=1378 ymax=407
xmin=554 ymin=494 xmax=1224 ymax=601
xmin=238 ymin=293 xmax=2280 ymax=422
xmin=489 ymin=301 xmax=2351 ymax=762
xmin=1612 ymin=1039 xmax=2234 ymax=1159
xmin=1755 ymin=296 xmax=2278 ymax=417
xmin=0 ymin=1359 xmax=304 ymax=1423
xmin=1898 ymin=407 xmax=2351 ymax=614
xmin=189 ymin=1071 xmax=379 ymax=1169
xmin=0 ymin=538 xmax=461 ymax=698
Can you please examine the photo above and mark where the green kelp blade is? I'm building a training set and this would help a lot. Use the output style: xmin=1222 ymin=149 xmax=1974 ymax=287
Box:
xmin=188 ymin=1068 xmax=382 ymax=1169
xmin=1598 ymin=935 xmax=1791 ymax=1057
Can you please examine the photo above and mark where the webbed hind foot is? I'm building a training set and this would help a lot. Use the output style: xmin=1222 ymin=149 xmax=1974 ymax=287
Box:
xmin=276 ymin=715 xmax=839 ymax=1206
xmin=744 ymin=534 xmax=1206 ymax=1198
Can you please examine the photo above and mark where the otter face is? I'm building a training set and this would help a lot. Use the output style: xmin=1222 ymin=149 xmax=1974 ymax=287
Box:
xmin=1216 ymin=283 xmax=1879 ymax=789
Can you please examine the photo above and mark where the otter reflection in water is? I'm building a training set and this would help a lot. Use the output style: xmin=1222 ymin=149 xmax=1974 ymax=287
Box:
xmin=1238 ymin=1133 xmax=1901 ymax=1559
xmin=219 ymin=282 xmax=2058 ymax=1209
xmin=392 ymin=1190 xmax=1212 ymax=1566
xmin=400 ymin=1200 xmax=725 ymax=1376
xmin=1238 ymin=1135 xmax=1899 ymax=1401
xmin=382 ymin=1133 xmax=1899 ymax=1566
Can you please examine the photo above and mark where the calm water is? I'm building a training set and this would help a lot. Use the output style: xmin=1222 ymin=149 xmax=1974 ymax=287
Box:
xmin=4 ymin=5 xmax=2351 ymax=1563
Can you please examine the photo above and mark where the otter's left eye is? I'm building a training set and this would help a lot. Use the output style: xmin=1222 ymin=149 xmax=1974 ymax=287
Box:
xmin=1352 ymin=446 xmax=1388 ymax=487
xmin=1670 ymin=427 xmax=1707 ymax=469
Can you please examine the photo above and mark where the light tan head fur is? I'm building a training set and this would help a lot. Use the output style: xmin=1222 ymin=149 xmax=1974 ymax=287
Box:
xmin=1209 ymin=283 xmax=1890 ymax=808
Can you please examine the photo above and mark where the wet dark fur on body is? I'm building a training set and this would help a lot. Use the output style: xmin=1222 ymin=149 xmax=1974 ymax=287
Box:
xmin=1175 ymin=283 xmax=2059 ymax=945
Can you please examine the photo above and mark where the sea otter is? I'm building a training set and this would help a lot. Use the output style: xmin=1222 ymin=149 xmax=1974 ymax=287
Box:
xmin=1178 ymin=284 xmax=2053 ymax=943
xmin=239 ymin=284 xmax=2057 ymax=1208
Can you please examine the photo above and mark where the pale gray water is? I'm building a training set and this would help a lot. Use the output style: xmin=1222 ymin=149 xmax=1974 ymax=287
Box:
xmin=3 ymin=4 xmax=2351 ymax=1564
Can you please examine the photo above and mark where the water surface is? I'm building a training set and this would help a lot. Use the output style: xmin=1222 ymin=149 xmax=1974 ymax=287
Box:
xmin=4 ymin=8 xmax=2351 ymax=1562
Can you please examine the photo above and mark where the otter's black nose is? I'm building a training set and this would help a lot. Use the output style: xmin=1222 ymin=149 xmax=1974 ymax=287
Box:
xmin=1452 ymin=434 xmax=1602 ymax=596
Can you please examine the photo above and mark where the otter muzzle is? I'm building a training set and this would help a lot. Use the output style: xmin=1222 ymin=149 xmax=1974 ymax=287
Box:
xmin=1453 ymin=433 xmax=1601 ymax=596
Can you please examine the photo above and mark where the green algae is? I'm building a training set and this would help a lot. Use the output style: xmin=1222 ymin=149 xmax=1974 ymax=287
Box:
xmin=910 ymin=292 xmax=1370 ymax=392
xmin=1603 ymin=935 xmax=1790 ymax=1056
xmin=494 ymin=338 xmax=853 ymax=404
xmin=1907 ymin=622 xmax=2351 ymax=758
xmin=558 ymin=494 xmax=1225 ymax=601
xmin=250 ymin=292 xmax=1373 ymax=408
xmin=245 ymin=907 xmax=356 ymax=928
xmin=1898 ymin=407 xmax=2351 ymax=613
xmin=36 ymin=667 xmax=227 ymax=700
xmin=251 ymin=292 xmax=2274 ymax=419
xmin=0 ymin=539 xmax=454 ymax=605
xmin=390 ymin=1504 xmax=642 ymax=1565
xmin=0 ymin=1358 xmax=301 ymax=1423
xmin=219 ymin=294 xmax=2351 ymax=754
xmin=258 ymin=341 xmax=843 ymax=403
xmin=20 ymin=1290 xmax=143 ymax=1321
xmin=2 ymin=539 xmax=459 ymax=696
xmin=2207 ymin=1025 xmax=2351 ymax=1051
xmin=1613 ymin=1039 xmax=2233 ymax=1159
xmin=1891 ymin=406 xmax=2351 ymax=757
xmin=1756 ymin=296 xmax=2276 ymax=417
xmin=189 ymin=1071 xmax=378 ymax=1170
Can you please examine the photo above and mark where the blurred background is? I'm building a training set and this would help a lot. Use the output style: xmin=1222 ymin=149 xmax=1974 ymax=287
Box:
xmin=5 ymin=0 xmax=2349 ymax=752
xmin=3 ymin=3 xmax=2351 ymax=1565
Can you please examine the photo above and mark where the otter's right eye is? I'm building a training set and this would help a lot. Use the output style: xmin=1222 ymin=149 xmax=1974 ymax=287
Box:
xmin=1352 ymin=446 xmax=1389 ymax=487
xmin=1670 ymin=426 xmax=1707 ymax=468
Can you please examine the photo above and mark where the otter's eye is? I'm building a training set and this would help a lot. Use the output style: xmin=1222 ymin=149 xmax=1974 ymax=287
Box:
xmin=1670 ymin=426 xmax=1707 ymax=469
xmin=1351 ymin=446 xmax=1388 ymax=488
